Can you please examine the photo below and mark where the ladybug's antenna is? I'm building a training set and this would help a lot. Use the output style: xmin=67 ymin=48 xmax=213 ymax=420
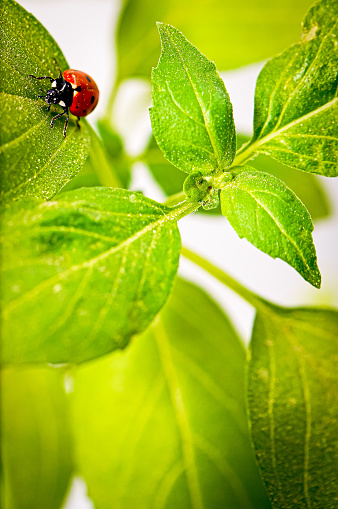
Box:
xmin=28 ymin=74 xmax=54 ymax=82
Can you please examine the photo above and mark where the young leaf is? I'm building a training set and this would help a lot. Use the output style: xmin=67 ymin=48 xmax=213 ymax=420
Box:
xmin=150 ymin=23 xmax=236 ymax=175
xmin=0 ymin=188 xmax=193 ymax=365
xmin=220 ymin=168 xmax=321 ymax=288
xmin=236 ymin=135 xmax=330 ymax=221
xmin=0 ymin=0 xmax=91 ymax=203
xmin=243 ymin=0 xmax=338 ymax=176
xmin=1 ymin=366 xmax=73 ymax=509
xmin=116 ymin=0 xmax=314 ymax=81
xmin=72 ymin=278 xmax=272 ymax=509
xmin=247 ymin=304 xmax=338 ymax=508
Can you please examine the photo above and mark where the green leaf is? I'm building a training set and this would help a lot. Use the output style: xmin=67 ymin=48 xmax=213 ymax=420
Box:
xmin=1 ymin=366 xmax=73 ymax=509
xmin=236 ymin=135 xmax=330 ymax=221
xmin=150 ymin=23 xmax=236 ymax=175
xmin=116 ymin=0 xmax=314 ymax=81
xmin=72 ymin=278 xmax=272 ymax=509
xmin=0 ymin=188 xmax=192 ymax=364
xmin=247 ymin=304 xmax=338 ymax=508
xmin=243 ymin=0 xmax=338 ymax=176
xmin=220 ymin=168 xmax=321 ymax=288
xmin=0 ymin=0 xmax=91 ymax=203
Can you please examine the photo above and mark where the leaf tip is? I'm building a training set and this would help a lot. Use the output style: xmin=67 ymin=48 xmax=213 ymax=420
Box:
xmin=312 ymin=272 xmax=322 ymax=289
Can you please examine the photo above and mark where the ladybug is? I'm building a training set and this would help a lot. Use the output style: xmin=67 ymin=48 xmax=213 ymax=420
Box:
xmin=29 ymin=69 xmax=99 ymax=137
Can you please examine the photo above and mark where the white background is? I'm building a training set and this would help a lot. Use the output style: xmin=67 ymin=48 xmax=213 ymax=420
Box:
xmin=17 ymin=1 xmax=338 ymax=507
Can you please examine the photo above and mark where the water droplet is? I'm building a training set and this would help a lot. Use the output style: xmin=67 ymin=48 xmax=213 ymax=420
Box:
xmin=53 ymin=284 xmax=62 ymax=293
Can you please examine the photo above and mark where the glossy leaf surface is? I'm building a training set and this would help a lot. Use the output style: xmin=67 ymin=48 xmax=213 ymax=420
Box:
xmin=220 ymin=168 xmax=321 ymax=288
xmin=72 ymin=279 xmax=272 ymax=509
xmin=247 ymin=304 xmax=338 ymax=508
xmin=1 ymin=366 xmax=73 ymax=509
xmin=116 ymin=0 xmax=314 ymax=80
xmin=247 ymin=0 xmax=338 ymax=176
xmin=0 ymin=0 xmax=91 ymax=203
xmin=0 ymin=188 xmax=187 ymax=364
xmin=150 ymin=23 xmax=236 ymax=175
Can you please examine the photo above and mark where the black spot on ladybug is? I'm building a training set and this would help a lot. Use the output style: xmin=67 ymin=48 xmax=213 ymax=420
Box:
xmin=86 ymin=76 xmax=91 ymax=82
xmin=83 ymin=109 xmax=87 ymax=114
xmin=91 ymin=95 xmax=95 ymax=104
xmin=76 ymin=85 xmax=82 ymax=92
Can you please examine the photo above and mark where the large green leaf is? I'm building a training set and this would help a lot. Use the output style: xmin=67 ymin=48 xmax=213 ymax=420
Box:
xmin=241 ymin=0 xmax=338 ymax=176
xmin=220 ymin=168 xmax=321 ymax=288
xmin=0 ymin=0 xmax=91 ymax=203
xmin=150 ymin=23 xmax=236 ymax=175
xmin=116 ymin=0 xmax=314 ymax=81
xmin=72 ymin=278 xmax=272 ymax=509
xmin=0 ymin=188 xmax=194 ymax=364
xmin=247 ymin=304 xmax=338 ymax=508
xmin=1 ymin=366 xmax=73 ymax=509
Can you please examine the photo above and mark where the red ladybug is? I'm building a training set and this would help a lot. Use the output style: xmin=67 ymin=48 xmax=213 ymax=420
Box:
xmin=29 ymin=69 xmax=99 ymax=137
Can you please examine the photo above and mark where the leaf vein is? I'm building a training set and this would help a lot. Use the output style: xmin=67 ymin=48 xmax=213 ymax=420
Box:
xmin=154 ymin=318 xmax=205 ymax=509
xmin=165 ymin=81 xmax=206 ymax=127
xmin=166 ymin=28 xmax=221 ymax=166
xmin=274 ymin=24 xmax=337 ymax=131
xmin=245 ymin=189 xmax=312 ymax=272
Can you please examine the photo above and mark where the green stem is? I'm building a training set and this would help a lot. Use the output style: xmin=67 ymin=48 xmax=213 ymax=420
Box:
xmin=105 ymin=76 xmax=122 ymax=124
xmin=164 ymin=192 xmax=186 ymax=207
xmin=231 ymin=140 xmax=256 ymax=167
xmin=181 ymin=246 xmax=267 ymax=311
xmin=170 ymin=201 xmax=200 ymax=220
xmin=87 ymin=124 xmax=122 ymax=188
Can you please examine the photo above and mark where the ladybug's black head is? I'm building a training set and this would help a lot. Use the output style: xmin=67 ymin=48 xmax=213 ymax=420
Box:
xmin=46 ymin=88 xmax=61 ymax=105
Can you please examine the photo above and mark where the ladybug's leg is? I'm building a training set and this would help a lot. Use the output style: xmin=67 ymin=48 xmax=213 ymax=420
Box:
xmin=49 ymin=105 xmax=69 ymax=132
xmin=50 ymin=111 xmax=65 ymax=128
xmin=76 ymin=117 xmax=81 ymax=130
xmin=63 ymin=112 xmax=70 ymax=138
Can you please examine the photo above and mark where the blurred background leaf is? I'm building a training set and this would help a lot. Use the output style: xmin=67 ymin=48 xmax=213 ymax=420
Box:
xmin=115 ymin=0 xmax=314 ymax=86
xmin=72 ymin=278 xmax=272 ymax=509
xmin=1 ymin=366 xmax=73 ymax=509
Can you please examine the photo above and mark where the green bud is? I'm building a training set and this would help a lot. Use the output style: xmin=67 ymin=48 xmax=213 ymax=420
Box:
xmin=183 ymin=171 xmax=212 ymax=203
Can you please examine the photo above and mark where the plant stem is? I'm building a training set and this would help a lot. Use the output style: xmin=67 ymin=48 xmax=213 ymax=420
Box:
xmin=164 ymin=192 xmax=186 ymax=206
xmin=87 ymin=124 xmax=122 ymax=188
xmin=106 ymin=76 xmax=122 ymax=124
xmin=231 ymin=140 xmax=256 ymax=167
xmin=170 ymin=201 xmax=200 ymax=220
xmin=181 ymin=246 xmax=267 ymax=311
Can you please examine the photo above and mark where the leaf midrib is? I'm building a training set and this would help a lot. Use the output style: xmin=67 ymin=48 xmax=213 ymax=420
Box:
xmin=164 ymin=26 xmax=222 ymax=167
xmin=2 ymin=203 xmax=188 ymax=317
xmin=229 ymin=183 xmax=313 ymax=274
xmin=154 ymin=318 xmax=205 ymax=509
xmin=234 ymin=98 xmax=337 ymax=167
